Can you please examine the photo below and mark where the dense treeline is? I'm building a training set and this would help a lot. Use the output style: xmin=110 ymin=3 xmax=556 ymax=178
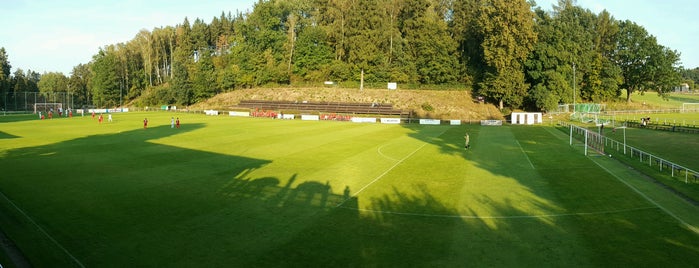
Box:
xmin=0 ymin=0 xmax=695 ymax=112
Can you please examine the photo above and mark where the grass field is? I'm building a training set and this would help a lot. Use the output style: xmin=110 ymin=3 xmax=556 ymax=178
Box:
xmin=1 ymin=112 xmax=698 ymax=267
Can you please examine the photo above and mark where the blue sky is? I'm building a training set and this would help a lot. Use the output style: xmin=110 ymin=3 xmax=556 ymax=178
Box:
xmin=1 ymin=0 xmax=257 ymax=75
xmin=1 ymin=0 xmax=698 ymax=75
xmin=536 ymin=0 xmax=699 ymax=69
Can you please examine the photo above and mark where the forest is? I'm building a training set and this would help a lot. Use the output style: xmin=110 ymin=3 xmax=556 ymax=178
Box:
xmin=1 ymin=0 xmax=698 ymax=112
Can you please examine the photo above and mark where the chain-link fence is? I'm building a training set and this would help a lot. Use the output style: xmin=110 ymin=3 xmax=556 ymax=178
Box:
xmin=2 ymin=92 xmax=79 ymax=113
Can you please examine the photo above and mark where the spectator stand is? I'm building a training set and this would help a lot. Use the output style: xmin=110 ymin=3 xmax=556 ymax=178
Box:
xmin=235 ymin=100 xmax=409 ymax=120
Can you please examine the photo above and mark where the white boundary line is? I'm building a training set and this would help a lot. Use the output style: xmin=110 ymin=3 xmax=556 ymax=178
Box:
xmin=0 ymin=191 xmax=85 ymax=268
xmin=515 ymin=140 xmax=535 ymax=169
xmin=377 ymin=144 xmax=399 ymax=162
xmin=337 ymin=205 xmax=659 ymax=219
xmin=336 ymin=142 xmax=429 ymax=207
xmin=336 ymin=128 xmax=449 ymax=207
xmin=545 ymin=125 xmax=699 ymax=234
xmin=590 ymin=156 xmax=699 ymax=235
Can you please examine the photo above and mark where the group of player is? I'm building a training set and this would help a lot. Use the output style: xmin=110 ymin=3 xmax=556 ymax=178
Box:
xmin=39 ymin=108 xmax=184 ymax=131
xmin=139 ymin=117 xmax=180 ymax=129
xmin=93 ymin=112 xmax=113 ymax=124
xmin=38 ymin=107 xmax=73 ymax=119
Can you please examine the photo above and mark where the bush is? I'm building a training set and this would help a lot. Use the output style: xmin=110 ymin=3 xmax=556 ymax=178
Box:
xmin=421 ymin=102 xmax=434 ymax=112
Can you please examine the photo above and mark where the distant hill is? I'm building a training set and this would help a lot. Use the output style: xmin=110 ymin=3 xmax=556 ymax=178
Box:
xmin=190 ymin=87 xmax=505 ymax=120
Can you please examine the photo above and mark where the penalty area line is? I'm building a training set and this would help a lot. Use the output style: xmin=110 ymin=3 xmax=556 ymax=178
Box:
xmin=336 ymin=141 xmax=429 ymax=207
xmin=336 ymin=127 xmax=451 ymax=207
xmin=0 ymin=191 xmax=85 ymax=268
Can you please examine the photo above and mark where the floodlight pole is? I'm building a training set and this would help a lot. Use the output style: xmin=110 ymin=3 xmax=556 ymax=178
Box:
xmin=623 ymin=126 xmax=627 ymax=155
xmin=569 ymin=125 xmax=573 ymax=145
xmin=584 ymin=129 xmax=588 ymax=156
xmin=573 ymin=62 xmax=576 ymax=114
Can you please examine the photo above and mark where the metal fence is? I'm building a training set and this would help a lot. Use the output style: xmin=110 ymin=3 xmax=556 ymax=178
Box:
xmin=559 ymin=121 xmax=698 ymax=184
xmin=2 ymin=92 xmax=78 ymax=113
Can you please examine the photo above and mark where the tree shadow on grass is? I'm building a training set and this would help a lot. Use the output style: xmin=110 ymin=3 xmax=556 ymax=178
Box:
xmin=1 ymin=122 xmax=698 ymax=267
xmin=667 ymin=94 xmax=699 ymax=104
xmin=0 ymin=130 xmax=19 ymax=139
xmin=0 ymin=114 xmax=37 ymax=124
xmin=394 ymin=123 xmax=699 ymax=266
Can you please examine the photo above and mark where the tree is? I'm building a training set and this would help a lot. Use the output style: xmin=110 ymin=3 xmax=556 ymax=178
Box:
xmin=292 ymin=26 xmax=334 ymax=81
xmin=69 ymin=64 xmax=92 ymax=107
xmin=614 ymin=20 xmax=680 ymax=103
xmin=477 ymin=0 xmax=537 ymax=109
xmin=525 ymin=8 xmax=568 ymax=111
xmin=38 ymin=72 xmax=69 ymax=93
xmin=646 ymin=45 xmax=682 ymax=96
xmin=0 ymin=47 xmax=11 ymax=109
xmin=90 ymin=46 xmax=121 ymax=107
xmin=398 ymin=0 xmax=459 ymax=84
xmin=0 ymin=48 xmax=10 ymax=82
xmin=683 ymin=67 xmax=699 ymax=89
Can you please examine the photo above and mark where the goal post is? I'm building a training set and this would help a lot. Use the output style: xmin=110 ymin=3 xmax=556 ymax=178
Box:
xmin=568 ymin=123 xmax=605 ymax=156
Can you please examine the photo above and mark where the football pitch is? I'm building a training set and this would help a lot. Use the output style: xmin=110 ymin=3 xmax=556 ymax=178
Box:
xmin=0 ymin=112 xmax=698 ymax=266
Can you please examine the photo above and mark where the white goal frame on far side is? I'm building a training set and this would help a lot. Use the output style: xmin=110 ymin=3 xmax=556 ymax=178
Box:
xmin=681 ymin=103 xmax=699 ymax=113
xmin=33 ymin=103 xmax=63 ymax=114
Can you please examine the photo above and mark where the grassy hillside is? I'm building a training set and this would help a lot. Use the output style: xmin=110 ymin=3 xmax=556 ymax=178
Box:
xmin=186 ymin=87 xmax=699 ymax=121
xmin=606 ymin=90 xmax=699 ymax=110
xmin=190 ymin=87 xmax=504 ymax=120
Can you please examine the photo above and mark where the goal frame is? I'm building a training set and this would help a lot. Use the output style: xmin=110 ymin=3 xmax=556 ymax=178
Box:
xmin=33 ymin=103 xmax=63 ymax=114
xmin=681 ymin=103 xmax=699 ymax=113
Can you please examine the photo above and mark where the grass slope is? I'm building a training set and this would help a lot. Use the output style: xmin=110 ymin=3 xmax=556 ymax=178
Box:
xmin=0 ymin=113 xmax=698 ymax=267
xmin=188 ymin=87 xmax=503 ymax=120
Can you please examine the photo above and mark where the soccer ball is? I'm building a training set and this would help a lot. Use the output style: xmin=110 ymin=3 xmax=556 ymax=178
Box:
xmin=609 ymin=154 xmax=612 ymax=157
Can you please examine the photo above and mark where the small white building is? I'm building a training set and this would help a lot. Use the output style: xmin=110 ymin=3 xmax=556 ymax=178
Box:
xmin=674 ymin=83 xmax=690 ymax=93
xmin=511 ymin=112 xmax=543 ymax=125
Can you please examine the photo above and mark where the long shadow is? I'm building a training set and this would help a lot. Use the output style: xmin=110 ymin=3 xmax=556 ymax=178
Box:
xmin=0 ymin=114 xmax=38 ymax=139
xmin=0 ymin=114 xmax=41 ymax=123
xmin=393 ymin=123 xmax=699 ymax=266
xmin=668 ymin=94 xmax=699 ymax=104
xmin=0 ymin=124 xmax=277 ymax=266
xmin=0 ymin=131 xmax=19 ymax=139
xmin=1 ymin=121 xmax=698 ymax=267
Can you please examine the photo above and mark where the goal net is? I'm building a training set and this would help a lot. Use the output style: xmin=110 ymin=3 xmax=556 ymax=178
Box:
xmin=569 ymin=123 xmax=605 ymax=156
xmin=681 ymin=103 xmax=699 ymax=113
xmin=34 ymin=103 xmax=63 ymax=114
xmin=571 ymin=103 xmax=608 ymax=125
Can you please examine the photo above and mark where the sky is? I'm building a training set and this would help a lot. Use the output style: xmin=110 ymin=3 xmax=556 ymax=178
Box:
xmin=536 ymin=0 xmax=699 ymax=69
xmin=0 ymin=0 xmax=257 ymax=75
xmin=1 ymin=0 xmax=698 ymax=76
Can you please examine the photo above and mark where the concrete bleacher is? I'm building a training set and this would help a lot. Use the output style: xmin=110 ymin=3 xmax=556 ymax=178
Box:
xmin=236 ymin=100 xmax=408 ymax=116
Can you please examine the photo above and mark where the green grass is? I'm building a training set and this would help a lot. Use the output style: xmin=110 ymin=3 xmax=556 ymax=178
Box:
xmin=609 ymin=90 xmax=699 ymax=110
xmin=1 ymin=112 xmax=698 ymax=267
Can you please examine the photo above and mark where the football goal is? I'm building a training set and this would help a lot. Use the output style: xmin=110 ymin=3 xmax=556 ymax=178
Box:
xmin=568 ymin=123 xmax=605 ymax=156
xmin=570 ymin=103 xmax=609 ymax=125
xmin=681 ymin=103 xmax=699 ymax=113
xmin=34 ymin=103 xmax=63 ymax=114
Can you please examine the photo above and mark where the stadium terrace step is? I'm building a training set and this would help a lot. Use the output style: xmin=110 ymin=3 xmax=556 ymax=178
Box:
xmin=236 ymin=100 xmax=408 ymax=116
